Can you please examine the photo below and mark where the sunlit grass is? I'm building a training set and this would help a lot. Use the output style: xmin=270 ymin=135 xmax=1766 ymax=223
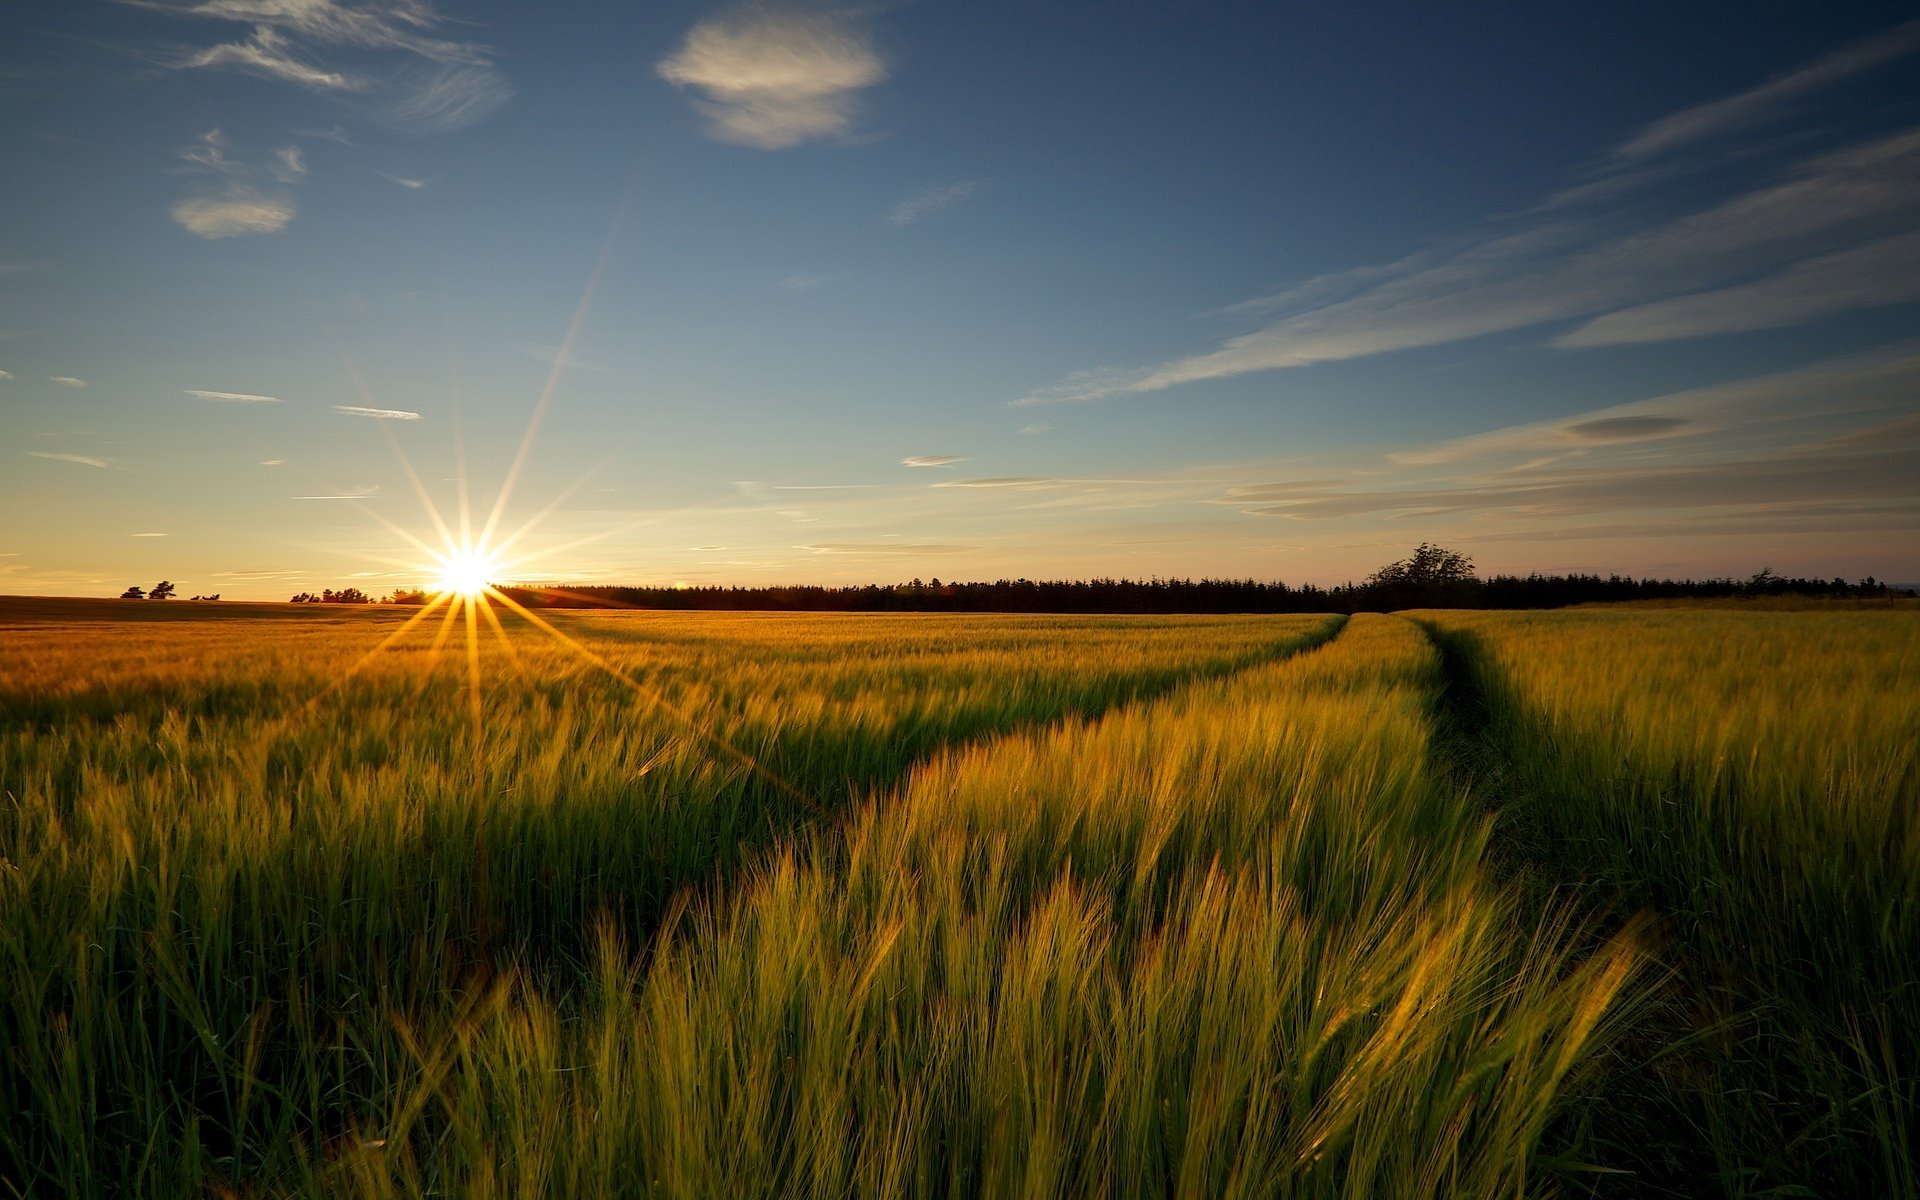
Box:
xmin=0 ymin=602 xmax=1911 ymax=1195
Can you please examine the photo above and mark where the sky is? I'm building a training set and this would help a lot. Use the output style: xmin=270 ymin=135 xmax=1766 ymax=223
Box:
xmin=3 ymin=0 xmax=1918 ymax=599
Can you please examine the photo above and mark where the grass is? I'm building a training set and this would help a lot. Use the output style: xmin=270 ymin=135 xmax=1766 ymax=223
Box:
xmin=0 ymin=597 xmax=1912 ymax=1196
xmin=1421 ymin=609 xmax=1920 ymax=1197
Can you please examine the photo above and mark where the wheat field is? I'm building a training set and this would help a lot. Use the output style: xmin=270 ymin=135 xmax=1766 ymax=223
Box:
xmin=0 ymin=598 xmax=1913 ymax=1197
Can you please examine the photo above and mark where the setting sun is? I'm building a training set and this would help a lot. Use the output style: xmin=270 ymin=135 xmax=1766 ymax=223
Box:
xmin=433 ymin=549 xmax=499 ymax=597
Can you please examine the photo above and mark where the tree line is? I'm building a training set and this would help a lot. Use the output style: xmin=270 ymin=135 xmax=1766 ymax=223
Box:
xmin=460 ymin=546 xmax=1908 ymax=614
xmin=122 ymin=546 xmax=1909 ymax=613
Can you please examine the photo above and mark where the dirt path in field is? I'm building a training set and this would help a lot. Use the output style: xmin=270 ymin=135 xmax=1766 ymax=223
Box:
xmin=1406 ymin=614 xmax=1881 ymax=1199
xmin=1407 ymin=614 xmax=1694 ymax=1195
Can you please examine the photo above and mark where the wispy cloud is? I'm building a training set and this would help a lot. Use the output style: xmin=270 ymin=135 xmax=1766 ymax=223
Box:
xmin=888 ymin=180 xmax=980 ymax=226
xmin=901 ymin=454 xmax=967 ymax=467
xmin=171 ymin=130 xmax=299 ymax=238
xmin=1554 ymin=228 xmax=1920 ymax=346
xmin=333 ymin=404 xmax=420 ymax=420
xmin=48 ymin=375 xmax=86 ymax=388
xmin=131 ymin=532 xmax=167 ymax=537
xmin=384 ymin=63 xmax=512 ymax=134
xmin=1388 ymin=348 xmax=1919 ymax=466
xmin=801 ymin=543 xmax=982 ymax=556
xmin=781 ymin=271 xmax=836 ymax=293
xmin=148 ymin=1 xmax=510 ymax=131
xmin=934 ymin=476 xmax=1056 ymax=489
xmin=26 ymin=450 xmax=107 ymax=468
xmin=0 ymin=370 xmax=13 ymax=381
xmin=259 ymin=458 xmax=284 ymax=465
xmin=1221 ymin=351 xmax=1920 ymax=543
xmin=376 ymin=170 xmax=432 ymax=189
xmin=657 ymin=9 xmax=886 ymax=149
xmin=186 ymin=387 xmax=281 ymax=402
xmin=1607 ymin=19 xmax=1920 ymax=163
xmin=178 ymin=26 xmax=354 ymax=88
xmin=270 ymin=144 xmax=306 ymax=181
xmin=1016 ymin=27 xmax=1920 ymax=405
xmin=172 ymin=190 xmax=297 ymax=237
xmin=150 ymin=0 xmax=490 ymax=77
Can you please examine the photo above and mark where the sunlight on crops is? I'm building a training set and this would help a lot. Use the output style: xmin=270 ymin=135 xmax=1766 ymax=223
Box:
xmin=0 ymin=601 xmax=1914 ymax=1196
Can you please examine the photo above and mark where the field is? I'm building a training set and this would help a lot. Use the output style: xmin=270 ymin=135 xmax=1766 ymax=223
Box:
xmin=0 ymin=597 xmax=1914 ymax=1198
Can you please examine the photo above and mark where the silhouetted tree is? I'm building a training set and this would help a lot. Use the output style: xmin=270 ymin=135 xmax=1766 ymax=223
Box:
xmin=148 ymin=580 xmax=176 ymax=600
xmin=1362 ymin=544 xmax=1477 ymax=609
xmin=119 ymin=585 xmax=144 ymax=599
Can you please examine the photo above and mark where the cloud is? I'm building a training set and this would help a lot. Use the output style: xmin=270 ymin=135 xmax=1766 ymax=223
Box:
xmin=177 ymin=26 xmax=356 ymax=88
xmin=333 ymin=404 xmax=420 ymax=419
xmin=0 ymin=370 xmax=12 ymax=380
xmin=48 ymin=376 xmax=86 ymax=388
xmin=657 ymin=10 xmax=886 ymax=149
xmin=270 ymin=144 xmax=307 ymax=181
xmin=1019 ymin=423 xmax=1050 ymax=435
xmin=149 ymin=0 xmax=490 ymax=73
xmin=150 ymin=2 xmax=510 ymax=132
xmin=172 ymin=188 xmax=297 ymax=237
xmin=1013 ymin=366 xmax=1150 ymax=407
xmin=131 ymin=532 xmax=168 ymax=537
xmin=1607 ymin=19 xmax=1920 ymax=163
xmin=1234 ymin=437 xmax=1920 ymax=523
xmin=1554 ymin=229 xmax=1920 ymax=347
xmin=1562 ymin=416 xmax=1691 ymax=441
xmin=1219 ymin=354 xmax=1920 ymax=543
xmin=1389 ymin=348 xmax=1920 ymax=466
xmin=26 ymin=451 xmax=107 ymax=468
xmin=384 ymin=64 xmax=512 ymax=134
xmin=171 ymin=131 xmax=299 ymax=237
xmin=377 ymin=170 xmax=431 ymax=188
xmin=888 ymin=180 xmax=980 ymax=226
xmin=801 ymin=543 xmax=981 ymax=555
xmin=781 ymin=272 xmax=835 ymax=292
xmin=186 ymin=387 xmax=281 ymax=402
xmin=934 ymin=476 xmax=1057 ymax=489
xmin=1016 ymin=42 xmax=1920 ymax=406
xmin=901 ymin=454 xmax=967 ymax=467
xmin=259 ymin=458 xmax=284 ymax=465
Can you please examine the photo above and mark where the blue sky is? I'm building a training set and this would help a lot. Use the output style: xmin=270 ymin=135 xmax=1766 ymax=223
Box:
xmin=3 ymin=0 xmax=1918 ymax=597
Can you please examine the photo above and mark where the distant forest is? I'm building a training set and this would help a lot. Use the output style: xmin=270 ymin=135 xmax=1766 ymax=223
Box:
xmin=457 ymin=565 xmax=1908 ymax=615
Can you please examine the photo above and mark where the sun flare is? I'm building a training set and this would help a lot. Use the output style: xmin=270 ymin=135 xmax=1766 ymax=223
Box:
xmin=433 ymin=548 xmax=500 ymax=597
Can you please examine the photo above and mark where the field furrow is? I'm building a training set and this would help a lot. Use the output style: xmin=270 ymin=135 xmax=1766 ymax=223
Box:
xmin=1419 ymin=610 xmax=1920 ymax=1198
xmin=340 ymin=614 xmax=1643 ymax=1198
xmin=0 ymin=607 xmax=1338 ymax=1196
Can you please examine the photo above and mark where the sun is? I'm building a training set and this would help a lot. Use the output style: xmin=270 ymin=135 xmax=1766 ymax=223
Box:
xmin=433 ymin=548 xmax=499 ymax=598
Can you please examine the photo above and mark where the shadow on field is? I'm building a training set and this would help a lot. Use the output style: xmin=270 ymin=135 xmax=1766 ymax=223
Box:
xmin=1414 ymin=617 xmax=1918 ymax=1200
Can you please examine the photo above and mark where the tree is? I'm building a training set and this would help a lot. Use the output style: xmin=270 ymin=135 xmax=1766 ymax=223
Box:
xmin=1363 ymin=544 xmax=1478 ymax=609
xmin=119 ymin=585 xmax=145 ymax=599
xmin=148 ymin=580 xmax=176 ymax=600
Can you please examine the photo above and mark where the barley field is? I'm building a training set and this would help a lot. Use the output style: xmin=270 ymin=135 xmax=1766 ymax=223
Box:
xmin=0 ymin=597 xmax=1913 ymax=1198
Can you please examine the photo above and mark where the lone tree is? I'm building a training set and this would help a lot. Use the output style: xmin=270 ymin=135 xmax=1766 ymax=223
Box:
xmin=1364 ymin=543 xmax=1477 ymax=609
xmin=119 ymin=585 xmax=145 ymax=599
xmin=148 ymin=580 xmax=176 ymax=600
